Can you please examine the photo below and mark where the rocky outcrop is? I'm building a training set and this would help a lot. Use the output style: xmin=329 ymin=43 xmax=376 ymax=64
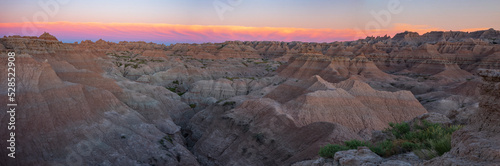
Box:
xmin=265 ymin=75 xmax=427 ymax=137
xmin=410 ymin=112 xmax=452 ymax=125
xmin=181 ymin=77 xmax=278 ymax=108
xmin=188 ymin=98 xmax=361 ymax=166
xmin=0 ymin=54 xmax=198 ymax=165
xmin=188 ymin=74 xmax=426 ymax=165
xmin=334 ymin=147 xmax=384 ymax=166
xmin=277 ymin=53 xmax=394 ymax=83
xmin=38 ymin=32 xmax=58 ymax=41
xmin=292 ymin=147 xmax=420 ymax=166
xmin=423 ymin=69 xmax=500 ymax=166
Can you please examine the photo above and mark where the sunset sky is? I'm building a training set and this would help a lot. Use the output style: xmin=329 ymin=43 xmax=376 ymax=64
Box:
xmin=1 ymin=0 xmax=499 ymax=44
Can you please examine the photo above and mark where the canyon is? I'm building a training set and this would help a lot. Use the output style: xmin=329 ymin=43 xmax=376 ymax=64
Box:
xmin=0 ymin=29 xmax=499 ymax=165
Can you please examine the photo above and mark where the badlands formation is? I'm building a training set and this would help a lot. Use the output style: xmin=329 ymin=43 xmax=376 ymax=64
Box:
xmin=0 ymin=29 xmax=499 ymax=165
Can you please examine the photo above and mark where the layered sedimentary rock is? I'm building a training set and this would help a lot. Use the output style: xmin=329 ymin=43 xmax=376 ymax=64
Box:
xmin=266 ymin=75 xmax=427 ymax=136
xmin=423 ymin=69 xmax=500 ymax=166
xmin=0 ymin=35 xmax=199 ymax=165
xmin=277 ymin=53 xmax=394 ymax=83
xmin=181 ymin=77 xmax=273 ymax=108
xmin=0 ymin=55 xmax=197 ymax=165
xmin=188 ymin=98 xmax=361 ymax=166
xmin=188 ymin=74 xmax=427 ymax=165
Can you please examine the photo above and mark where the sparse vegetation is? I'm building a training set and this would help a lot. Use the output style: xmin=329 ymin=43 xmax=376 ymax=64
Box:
xmin=318 ymin=144 xmax=350 ymax=158
xmin=253 ymin=61 xmax=268 ymax=65
xmin=265 ymin=67 xmax=276 ymax=72
xmin=150 ymin=59 xmax=165 ymax=62
xmin=166 ymin=87 xmax=177 ymax=92
xmin=110 ymin=51 xmax=165 ymax=70
xmin=159 ymin=135 xmax=174 ymax=149
xmin=223 ymin=101 xmax=236 ymax=106
xmin=223 ymin=76 xmax=240 ymax=81
xmin=319 ymin=120 xmax=462 ymax=159
xmin=166 ymin=83 xmax=185 ymax=96
xmin=189 ymin=103 xmax=197 ymax=108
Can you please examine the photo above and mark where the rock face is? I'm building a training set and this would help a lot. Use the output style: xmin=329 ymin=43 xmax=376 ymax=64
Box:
xmin=187 ymin=74 xmax=427 ymax=165
xmin=423 ymin=69 xmax=500 ymax=166
xmin=0 ymin=39 xmax=198 ymax=166
xmin=291 ymin=147 xmax=420 ymax=166
xmin=38 ymin=32 xmax=58 ymax=41
xmin=265 ymin=75 xmax=427 ymax=137
xmin=277 ymin=53 xmax=394 ymax=83
xmin=334 ymin=147 xmax=384 ymax=166
xmin=189 ymin=98 xmax=362 ymax=166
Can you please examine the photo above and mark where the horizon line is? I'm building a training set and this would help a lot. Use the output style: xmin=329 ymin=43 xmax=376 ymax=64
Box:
xmin=0 ymin=22 xmax=495 ymax=45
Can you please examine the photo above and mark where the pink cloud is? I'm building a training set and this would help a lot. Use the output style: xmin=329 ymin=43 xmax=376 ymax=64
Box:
xmin=0 ymin=22 xmax=491 ymax=44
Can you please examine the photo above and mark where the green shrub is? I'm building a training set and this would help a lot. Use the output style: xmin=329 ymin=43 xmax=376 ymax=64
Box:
xmin=344 ymin=140 xmax=371 ymax=149
xmin=369 ymin=145 xmax=383 ymax=156
xmin=375 ymin=140 xmax=395 ymax=157
xmin=430 ymin=135 xmax=452 ymax=155
xmin=319 ymin=144 xmax=349 ymax=158
xmin=401 ymin=141 xmax=419 ymax=151
xmin=388 ymin=122 xmax=410 ymax=139
xmin=189 ymin=103 xmax=196 ymax=108
xmin=319 ymin=120 xmax=462 ymax=159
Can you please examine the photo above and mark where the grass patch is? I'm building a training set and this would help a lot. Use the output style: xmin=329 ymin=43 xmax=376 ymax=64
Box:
xmin=319 ymin=120 xmax=462 ymax=159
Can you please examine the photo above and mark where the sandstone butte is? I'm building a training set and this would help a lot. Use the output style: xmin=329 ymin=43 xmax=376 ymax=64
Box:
xmin=0 ymin=29 xmax=499 ymax=165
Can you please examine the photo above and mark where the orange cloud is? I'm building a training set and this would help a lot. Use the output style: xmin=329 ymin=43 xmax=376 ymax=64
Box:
xmin=0 ymin=22 xmax=492 ymax=43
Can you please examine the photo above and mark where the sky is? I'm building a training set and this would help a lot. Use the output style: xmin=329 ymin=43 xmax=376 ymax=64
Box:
xmin=0 ymin=0 xmax=499 ymax=44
